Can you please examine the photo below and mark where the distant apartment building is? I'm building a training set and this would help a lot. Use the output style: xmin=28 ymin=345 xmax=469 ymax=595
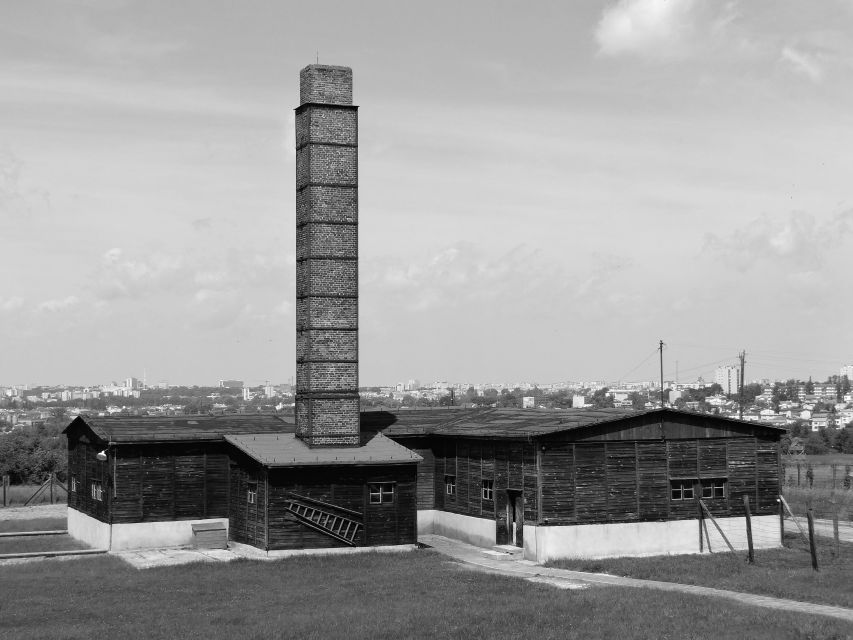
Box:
xmin=812 ymin=383 xmax=837 ymax=402
xmin=572 ymin=395 xmax=586 ymax=408
xmin=840 ymin=364 xmax=853 ymax=380
xmin=220 ymin=379 xmax=244 ymax=388
xmin=714 ymin=366 xmax=740 ymax=395
xmin=125 ymin=377 xmax=141 ymax=390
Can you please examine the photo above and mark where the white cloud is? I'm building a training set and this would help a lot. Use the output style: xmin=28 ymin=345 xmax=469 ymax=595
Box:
xmin=36 ymin=296 xmax=79 ymax=313
xmin=703 ymin=210 xmax=853 ymax=273
xmin=0 ymin=296 xmax=24 ymax=312
xmin=595 ymin=0 xmax=704 ymax=58
xmin=780 ymin=46 xmax=824 ymax=82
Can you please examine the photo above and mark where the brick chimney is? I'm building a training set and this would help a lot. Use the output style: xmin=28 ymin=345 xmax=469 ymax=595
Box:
xmin=295 ymin=65 xmax=359 ymax=446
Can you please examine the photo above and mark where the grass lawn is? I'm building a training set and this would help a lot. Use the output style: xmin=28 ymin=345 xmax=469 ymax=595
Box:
xmin=549 ymin=534 xmax=853 ymax=610
xmin=2 ymin=484 xmax=67 ymax=506
xmin=1 ymin=551 xmax=852 ymax=639
xmin=0 ymin=517 xmax=68 ymax=534
xmin=0 ymin=532 xmax=89 ymax=555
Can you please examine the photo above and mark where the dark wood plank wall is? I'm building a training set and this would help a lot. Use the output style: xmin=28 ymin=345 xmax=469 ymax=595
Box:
xmin=538 ymin=437 xmax=780 ymax=525
xmin=262 ymin=464 xmax=417 ymax=550
xmin=110 ymin=444 xmax=230 ymax=524
xmin=391 ymin=437 xmax=434 ymax=510
xmin=430 ymin=437 xmax=537 ymax=525
xmin=66 ymin=438 xmax=110 ymax=522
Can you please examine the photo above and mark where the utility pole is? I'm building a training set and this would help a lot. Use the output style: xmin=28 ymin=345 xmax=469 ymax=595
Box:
xmin=738 ymin=350 xmax=746 ymax=420
xmin=659 ymin=340 xmax=665 ymax=408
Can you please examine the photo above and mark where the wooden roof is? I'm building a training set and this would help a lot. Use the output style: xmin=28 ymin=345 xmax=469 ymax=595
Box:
xmin=225 ymin=432 xmax=422 ymax=467
xmin=63 ymin=414 xmax=293 ymax=443
xmin=362 ymin=407 xmax=786 ymax=439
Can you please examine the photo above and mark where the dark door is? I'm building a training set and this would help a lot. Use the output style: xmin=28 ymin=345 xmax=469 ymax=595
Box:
xmin=506 ymin=490 xmax=523 ymax=547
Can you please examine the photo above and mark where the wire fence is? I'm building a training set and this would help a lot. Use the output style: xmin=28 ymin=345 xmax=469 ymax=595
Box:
xmin=782 ymin=461 xmax=853 ymax=491
xmin=776 ymin=461 xmax=853 ymax=570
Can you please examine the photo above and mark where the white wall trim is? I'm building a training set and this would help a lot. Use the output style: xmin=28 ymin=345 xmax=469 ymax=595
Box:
xmin=66 ymin=508 xmax=229 ymax=551
xmin=418 ymin=510 xmax=496 ymax=548
xmin=524 ymin=515 xmax=781 ymax=562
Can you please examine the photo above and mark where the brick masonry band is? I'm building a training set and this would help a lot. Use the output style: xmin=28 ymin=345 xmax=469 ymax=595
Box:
xmin=295 ymin=65 xmax=360 ymax=447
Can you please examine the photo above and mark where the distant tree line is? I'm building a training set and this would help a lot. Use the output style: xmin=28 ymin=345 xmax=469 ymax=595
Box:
xmin=0 ymin=409 xmax=68 ymax=484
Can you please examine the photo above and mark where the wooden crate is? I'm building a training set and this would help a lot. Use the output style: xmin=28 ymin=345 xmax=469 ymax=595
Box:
xmin=191 ymin=522 xmax=227 ymax=549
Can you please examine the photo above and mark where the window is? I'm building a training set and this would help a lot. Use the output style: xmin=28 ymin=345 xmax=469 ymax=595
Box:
xmin=369 ymin=482 xmax=395 ymax=504
xmin=445 ymin=475 xmax=456 ymax=496
xmin=481 ymin=479 xmax=494 ymax=501
xmin=247 ymin=482 xmax=257 ymax=505
xmin=670 ymin=480 xmax=694 ymax=501
xmin=91 ymin=480 xmax=103 ymax=502
xmin=701 ymin=479 xmax=726 ymax=499
xmin=70 ymin=476 xmax=78 ymax=493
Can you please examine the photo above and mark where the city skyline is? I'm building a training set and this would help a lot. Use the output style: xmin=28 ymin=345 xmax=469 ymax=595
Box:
xmin=2 ymin=2 xmax=853 ymax=387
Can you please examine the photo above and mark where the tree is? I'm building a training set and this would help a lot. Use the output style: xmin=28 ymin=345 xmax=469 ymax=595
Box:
xmin=835 ymin=427 xmax=853 ymax=454
xmin=805 ymin=377 xmax=814 ymax=395
xmin=741 ymin=383 xmax=762 ymax=404
xmin=628 ymin=392 xmax=645 ymax=410
xmin=591 ymin=388 xmax=614 ymax=409
xmin=803 ymin=432 xmax=828 ymax=455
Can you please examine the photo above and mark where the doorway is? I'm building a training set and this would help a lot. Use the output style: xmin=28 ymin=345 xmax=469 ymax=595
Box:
xmin=506 ymin=490 xmax=523 ymax=547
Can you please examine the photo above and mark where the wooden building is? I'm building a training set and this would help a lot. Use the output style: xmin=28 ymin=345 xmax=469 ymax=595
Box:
xmin=226 ymin=432 xmax=418 ymax=550
xmin=367 ymin=406 xmax=784 ymax=560
xmin=63 ymin=415 xmax=420 ymax=552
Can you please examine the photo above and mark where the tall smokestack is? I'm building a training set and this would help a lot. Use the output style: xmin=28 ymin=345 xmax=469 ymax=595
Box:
xmin=295 ymin=65 xmax=359 ymax=446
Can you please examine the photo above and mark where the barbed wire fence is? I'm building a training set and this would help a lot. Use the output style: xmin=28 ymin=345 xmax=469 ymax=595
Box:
xmin=780 ymin=460 xmax=852 ymax=570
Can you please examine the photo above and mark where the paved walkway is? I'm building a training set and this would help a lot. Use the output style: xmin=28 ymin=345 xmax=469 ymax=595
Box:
xmin=420 ymin=534 xmax=853 ymax=624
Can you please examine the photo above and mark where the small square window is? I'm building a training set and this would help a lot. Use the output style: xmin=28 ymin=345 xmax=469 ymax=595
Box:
xmin=369 ymin=482 xmax=395 ymax=504
xmin=247 ymin=482 xmax=257 ymax=505
xmin=91 ymin=480 xmax=103 ymax=502
xmin=701 ymin=479 xmax=726 ymax=499
xmin=670 ymin=480 xmax=694 ymax=501
xmin=445 ymin=475 xmax=456 ymax=496
xmin=481 ymin=479 xmax=494 ymax=501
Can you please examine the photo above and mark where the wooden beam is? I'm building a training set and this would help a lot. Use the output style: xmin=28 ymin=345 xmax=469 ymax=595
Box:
xmin=699 ymin=499 xmax=735 ymax=553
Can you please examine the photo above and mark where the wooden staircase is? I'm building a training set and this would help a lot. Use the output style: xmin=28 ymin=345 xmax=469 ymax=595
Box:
xmin=285 ymin=494 xmax=362 ymax=546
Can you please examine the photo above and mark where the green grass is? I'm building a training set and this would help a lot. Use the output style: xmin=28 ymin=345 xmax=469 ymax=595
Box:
xmin=0 ymin=517 xmax=68 ymax=534
xmin=1 ymin=483 xmax=67 ymax=506
xmin=1 ymin=551 xmax=852 ymax=639
xmin=0 ymin=532 xmax=89 ymax=555
xmin=783 ymin=486 xmax=853 ymax=521
xmin=549 ymin=534 xmax=853 ymax=610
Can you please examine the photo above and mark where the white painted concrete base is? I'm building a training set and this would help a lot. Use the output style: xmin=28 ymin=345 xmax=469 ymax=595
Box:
xmin=67 ymin=508 xmax=229 ymax=551
xmin=228 ymin=541 xmax=417 ymax=559
xmin=67 ymin=508 xmax=111 ymax=549
xmin=416 ymin=509 xmax=781 ymax=562
xmin=417 ymin=510 xmax=496 ymax=549
xmin=525 ymin=515 xmax=782 ymax=563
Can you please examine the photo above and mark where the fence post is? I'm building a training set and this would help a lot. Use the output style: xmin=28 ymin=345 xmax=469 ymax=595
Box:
xmin=743 ymin=495 xmax=754 ymax=564
xmin=832 ymin=465 xmax=837 ymax=490
xmin=833 ymin=508 xmax=840 ymax=546
xmin=2 ymin=475 xmax=8 ymax=507
xmin=50 ymin=474 xmax=54 ymax=505
xmin=699 ymin=501 xmax=704 ymax=553
xmin=797 ymin=463 xmax=801 ymax=487
xmin=778 ymin=497 xmax=785 ymax=545
xmin=807 ymin=509 xmax=819 ymax=572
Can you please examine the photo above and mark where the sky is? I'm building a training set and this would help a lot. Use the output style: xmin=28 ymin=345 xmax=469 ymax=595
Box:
xmin=1 ymin=0 xmax=852 ymax=388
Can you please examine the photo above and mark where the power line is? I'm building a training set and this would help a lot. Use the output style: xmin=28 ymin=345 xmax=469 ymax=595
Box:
xmin=617 ymin=347 xmax=661 ymax=382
